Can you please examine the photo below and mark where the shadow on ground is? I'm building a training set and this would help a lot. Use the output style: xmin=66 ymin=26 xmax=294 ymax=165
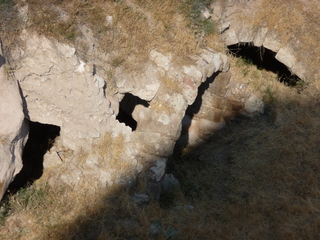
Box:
xmin=41 ymin=93 xmax=320 ymax=240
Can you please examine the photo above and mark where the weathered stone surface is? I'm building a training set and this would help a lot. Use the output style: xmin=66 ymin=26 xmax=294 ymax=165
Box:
xmin=275 ymin=47 xmax=297 ymax=69
xmin=150 ymin=158 xmax=167 ymax=181
xmin=182 ymin=65 xmax=202 ymax=85
xmin=43 ymin=147 xmax=63 ymax=168
xmin=211 ymin=72 xmax=231 ymax=97
xmin=199 ymin=119 xmax=225 ymax=139
xmin=253 ymin=27 xmax=269 ymax=47
xmin=181 ymin=74 xmax=198 ymax=105
xmin=131 ymin=132 xmax=175 ymax=157
xmin=238 ymin=25 xmax=255 ymax=43
xmin=167 ymin=93 xmax=188 ymax=114
xmin=224 ymin=28 xmax=239 ymax=46
xmin=133 ymin=106 xmax=182 ymax=141
xmin=14 ymin=32 xmax=111 ymax=153
xmin=178 ymin=68 xmax=265 ymax=147
xmin=291 ymin=63 xmax=306 ymax=79
xmin=115 ymin=64 xmax=160 ymax=101
xmin=179 ymin=50 xmax=229 ymax=106
xmin=263 ymin=32 xmax=282 ymax=53
xmin=244 ymin=94 xmax=265 ymax=115
xmin=5 ymin=25 xmax=231 ymax=193
xmin=0 ymin=45 xmax=28 ymax=200
xmin=150 ymin=50 xmax=171 ymax=72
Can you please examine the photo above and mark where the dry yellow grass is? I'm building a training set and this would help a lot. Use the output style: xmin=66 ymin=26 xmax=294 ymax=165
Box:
xmin=1 ymin=0 xmax=320 ymax=239
xmin=20 ymin=0 xmax=207 ymax=71
xmin=94 ymin=132 xmax=134 ymax=172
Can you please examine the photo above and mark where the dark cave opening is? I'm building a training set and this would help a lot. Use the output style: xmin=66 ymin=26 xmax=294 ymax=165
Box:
xmin=7 ymin=121 xmax=60 ymax=193
xmin=116 ymin=93 xmax=149 ymax=131
xmin=227 ymin=43 xmax=301 ymax=86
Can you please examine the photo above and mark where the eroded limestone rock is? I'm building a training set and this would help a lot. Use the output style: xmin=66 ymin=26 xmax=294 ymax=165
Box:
xmin=179 ymin=71 xmax=264 ymax=146
xmin=14 ymin=31 xmax=112 ymax=153
xmin=9 ymin=30 xmax=231 ymax=191
xmin=0 ymin=44 xmax=28 ymax=199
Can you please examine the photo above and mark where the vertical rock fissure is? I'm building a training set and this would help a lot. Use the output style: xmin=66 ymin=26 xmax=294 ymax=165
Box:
xmin=175 ymin=72 xmax=220 ymax=152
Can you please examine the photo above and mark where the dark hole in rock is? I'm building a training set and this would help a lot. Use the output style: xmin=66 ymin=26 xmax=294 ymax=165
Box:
xmin=116 ymin=93 xmax=149 ymax=131
xmin=7 ymin=121 xmax=60 ymax=192
xmin=227 ymin=43 xmax=301 ymax=86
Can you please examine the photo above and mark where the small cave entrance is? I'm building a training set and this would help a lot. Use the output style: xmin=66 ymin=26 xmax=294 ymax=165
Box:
xmin=116 ymin=93 xmax=149 ymax=131
xmin=7 ymin=121 xmax=60 ymax=192
xmin=227 ymin=43 xmax=301 ymax=86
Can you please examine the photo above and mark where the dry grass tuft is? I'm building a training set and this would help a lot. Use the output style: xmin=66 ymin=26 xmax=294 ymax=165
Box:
xmin=0 ymin=0 xmax=320 ymax=239
xmin=94 ymin=132 xmax=133 ymax=172
xmin=1 ymin=0 xmax=224 ymax=71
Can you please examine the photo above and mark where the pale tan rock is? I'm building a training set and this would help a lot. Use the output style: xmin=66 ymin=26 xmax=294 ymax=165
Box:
xmin=291 ymin=63 xmax=306 ymax=79
xmin=225 ymin=28 xmax=239 ymax=46
xmin=14 ymin=33 xmax=111 ymax=153
xmin=199 ymin=119 xmax=225 ymax=139
xmin=0 ymin=43 xmax=28 ymax=200
xmin=43 ymin=148 xmax=63 ymax=168
xmin=133 ymin=106 xmax=182 ymax=141
xmin=131 ymin=132 xmax=175 ymax=157
xmin=115 ymin=64 xmax=160 ymax=101
xmin=253 ymin=27 xmax=269 ymax=47
xmin=150 ymin=50 xmax=171 ymax=71
xmin=11 ymin=32 xmax=229 ymax=190
xmin=276 ymin=47 xmax=297 ymax=69
xmin=187 ymin=118 xmax=200 ymax=146
xmin=263 ymin=32 xmax=282 ymax=52
xmin=244 ymin=94 xmax=265 ymax=115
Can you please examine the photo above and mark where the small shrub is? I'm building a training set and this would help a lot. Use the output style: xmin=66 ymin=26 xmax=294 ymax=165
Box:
xmin=180 ymin=0 xmax=216 ymax=36
xmin=155 ymin=220 xmax=180 ymax=240
xmin=111 ymin=57 xmax=125 ymax=68
xmin=236 ymin=56 xmax=253 ymax=67
xmin=8 ymin=184 xmax=48 ymax=211
xmin=203 ymin=18 xmax=216 ymax=35
xmin=295 ymin=79 xmax=309 ymax=93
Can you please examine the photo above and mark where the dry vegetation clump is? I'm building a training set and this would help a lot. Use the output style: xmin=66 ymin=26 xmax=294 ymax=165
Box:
xmin=0 ymin=0 xmax=22 ymax=62
xmin=1 ymin=0 xmax=320 ymax=239
xmin=16 ymin=0 xmax=223 ymax=70
xmin=94 ymin=132 xmax=134 ymax=172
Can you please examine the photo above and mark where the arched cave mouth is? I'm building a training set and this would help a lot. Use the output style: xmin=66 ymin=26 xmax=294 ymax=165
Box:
xmin=116 ymin=93 xmax=149 ymax=131
xmin=227 ymin=43 xmax=301 ymax=86
xmin=7 ymin=121 xmax=60 ymax=193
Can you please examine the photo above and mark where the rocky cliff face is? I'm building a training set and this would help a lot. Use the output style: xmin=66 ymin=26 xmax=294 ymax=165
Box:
xmin=0 ymin=28 xmax=264 ymax=198
xmin=1 ymin=0 xmax=314 ymax=200
xmin=9 ymin=30 xmax=236 ymax=189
